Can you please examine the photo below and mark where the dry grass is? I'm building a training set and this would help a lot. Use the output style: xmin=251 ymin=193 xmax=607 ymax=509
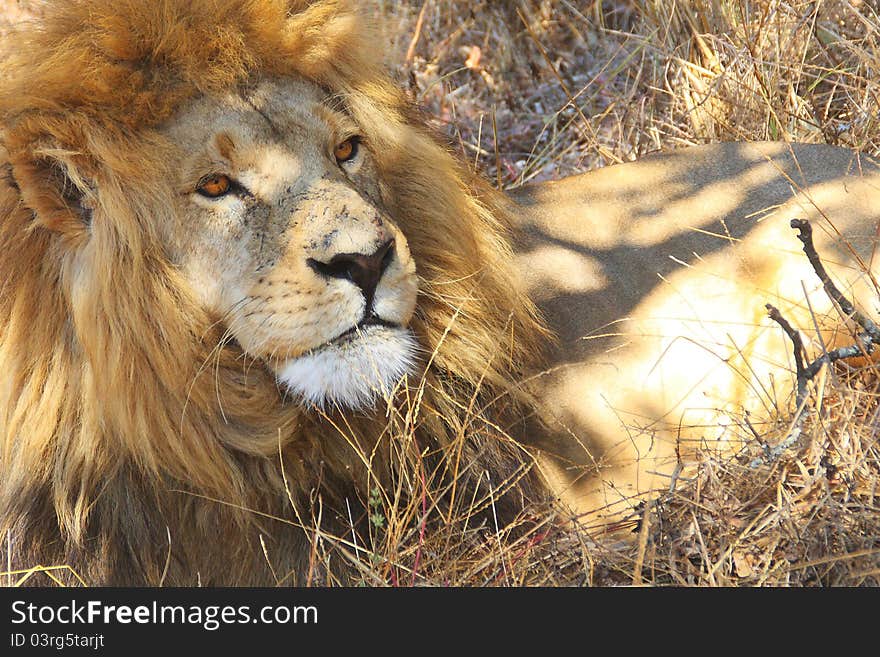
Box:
xmin=587 ymin=365 xmax=880 ymax=586
xmin=377 ymin=0 xmax=879 ymax=182
xmin=2 ymin=0 xmax=879 ymax=586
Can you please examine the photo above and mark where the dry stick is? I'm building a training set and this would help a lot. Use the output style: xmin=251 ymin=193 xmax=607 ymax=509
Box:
xmin=790 ymin=217 xmax=878 ymax=377
xmin=790 ymin=218 xmax=880 ymax=343
xmin=757 ymin=304 xmax=810 ymax=467
xmin=404 ymin=1 xmax=429 ymax=66
xmin=766 ymin=304 xmax=808 ymax=408
xmin=754 ymin=218 xmax=879 ymax=467
xmin=632 ymin=500 xmax=652 ymax=586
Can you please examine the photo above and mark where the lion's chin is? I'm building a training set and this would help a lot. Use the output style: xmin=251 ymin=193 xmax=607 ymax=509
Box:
xmin=276 ymin=326 xmax=418 ymax=409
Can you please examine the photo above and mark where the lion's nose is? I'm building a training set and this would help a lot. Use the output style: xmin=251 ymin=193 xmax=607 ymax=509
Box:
xmin=307 ymin=238 xmax=395 ymax=311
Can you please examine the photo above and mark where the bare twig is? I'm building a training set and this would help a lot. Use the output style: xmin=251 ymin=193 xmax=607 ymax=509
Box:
xmin=755 ymin=218 xmax=879 ymax=467
xmin=790 ymin=218 xmax=880 ymax=342
xmin=766 ymin=303 xmax=808 ymax=408
xmin=632 ymin=500 xmax=652 ymax=585
xmin=404 ymin=1 xmax=429 ymax=66
xmin=749 ymin=306 xmax=808 ymax=467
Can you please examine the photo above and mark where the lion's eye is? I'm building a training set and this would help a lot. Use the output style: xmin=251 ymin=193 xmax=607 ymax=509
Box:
xmin=196 ymin=174 xmax=232 ymax=198
xmin=334 ymin=137 xmax=360 ymax=164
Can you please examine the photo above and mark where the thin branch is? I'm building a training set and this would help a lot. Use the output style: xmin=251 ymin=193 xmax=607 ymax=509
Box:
xmin=766 ymin=303 xmax=808 ymax=408
xmin=754 ymin=218 xmax=879 ymax=467
xmin=790 ymin=218 xmax=880 ymax=341
xmin=404 ymin=1 xmax=429 ymax=66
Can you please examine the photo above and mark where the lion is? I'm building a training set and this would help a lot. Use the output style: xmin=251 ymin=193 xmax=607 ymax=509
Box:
xmin=2 ymin=1 xmax=879 ymax=586
xmin=0 ymin=0 xmax=553 ymax=586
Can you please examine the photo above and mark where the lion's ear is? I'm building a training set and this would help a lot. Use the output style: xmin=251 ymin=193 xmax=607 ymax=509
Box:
xmin=6 ymin=151 xmax=93 ymax=234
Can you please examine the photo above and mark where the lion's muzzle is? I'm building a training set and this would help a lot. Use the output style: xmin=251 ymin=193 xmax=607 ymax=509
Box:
xmin=279 ymin=233 xmax=417 ymax=409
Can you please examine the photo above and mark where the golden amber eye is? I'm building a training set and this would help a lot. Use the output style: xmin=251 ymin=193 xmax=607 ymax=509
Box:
xmin=334 ymin=137 xmax=359 ymax=163
xmin=196 ymin=174 xmax=232 ymax=198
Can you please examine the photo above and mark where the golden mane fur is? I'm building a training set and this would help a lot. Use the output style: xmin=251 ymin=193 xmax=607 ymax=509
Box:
xmin=0 ymin=0 xmax=550 ymax=585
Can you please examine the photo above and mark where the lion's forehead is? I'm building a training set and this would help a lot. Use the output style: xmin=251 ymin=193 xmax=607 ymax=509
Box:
xmin=162 ymin=78 xmax=361 ymax=242
xmin=162 ymin=78 xmax=339 ymax=173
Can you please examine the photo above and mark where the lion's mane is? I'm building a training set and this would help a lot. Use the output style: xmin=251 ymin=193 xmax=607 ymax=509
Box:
xmin=0 ymin=0 xmax=549 ymax=585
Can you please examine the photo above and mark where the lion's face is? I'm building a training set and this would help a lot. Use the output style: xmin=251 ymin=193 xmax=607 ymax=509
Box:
xmin=161 ymin=78 xmax=419 ymax=409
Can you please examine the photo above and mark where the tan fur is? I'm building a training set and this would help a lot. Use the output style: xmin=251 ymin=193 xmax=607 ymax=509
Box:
xmin=0 ymin=0 xmax=548 ymax=585
xmin=511 ymin=142 xmax=880 ymax=523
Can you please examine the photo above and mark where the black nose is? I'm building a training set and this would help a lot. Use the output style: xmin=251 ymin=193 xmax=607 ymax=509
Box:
xmin=307 ymin=238 xmax=396 ymax=311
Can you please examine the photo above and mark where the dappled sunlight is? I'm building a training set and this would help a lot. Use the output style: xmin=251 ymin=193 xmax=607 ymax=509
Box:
xmin=516 ymin=244 xmax=607 ymax=302
xmin=511 ymin=142 xmax=880 ymax=527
